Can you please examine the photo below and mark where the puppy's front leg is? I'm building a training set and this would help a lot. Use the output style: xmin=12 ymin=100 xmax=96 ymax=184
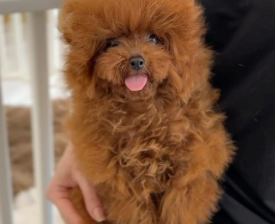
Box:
xmin=160 ymin=174 xmax=219 ymax=224
xmin=70 ymin=187 xmax=157 ymax=224
xmin=105 ymin=196 xmax=157 ymax=224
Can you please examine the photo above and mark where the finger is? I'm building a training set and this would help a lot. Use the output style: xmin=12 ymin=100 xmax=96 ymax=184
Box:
xmin=55 ymin=197 xmax=84 ymax=224
xmin=76 ymin=176 xmax=106 ymax=223
xmin=48 ymin=186 xmax=84 ymax=224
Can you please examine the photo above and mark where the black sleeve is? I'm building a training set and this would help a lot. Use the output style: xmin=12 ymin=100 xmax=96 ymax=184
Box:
xmin=198 ymin=0 xmax=275 ymax=223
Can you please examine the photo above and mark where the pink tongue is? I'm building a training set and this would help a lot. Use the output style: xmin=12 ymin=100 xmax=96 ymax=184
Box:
xmin=125 ymin=74 xmax=148 ymax=91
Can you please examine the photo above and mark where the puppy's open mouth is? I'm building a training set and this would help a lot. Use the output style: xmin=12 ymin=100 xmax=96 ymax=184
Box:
xmin=125 ymin=73 xmax=148 ymax=91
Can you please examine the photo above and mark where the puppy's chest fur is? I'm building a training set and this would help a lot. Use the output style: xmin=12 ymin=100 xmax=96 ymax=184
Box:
xmin=99 ymin=100 xmax=189 ymax=194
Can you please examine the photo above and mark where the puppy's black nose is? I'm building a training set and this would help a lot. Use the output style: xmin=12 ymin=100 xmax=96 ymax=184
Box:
xmin=129 ymin=56 xmax=145 ymax=71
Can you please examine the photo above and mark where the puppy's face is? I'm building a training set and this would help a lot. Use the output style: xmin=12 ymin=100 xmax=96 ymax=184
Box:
xmin=94 ymin=32 xmax=172 ymax=99
xmin=60 ymin=0 xmax=210 ymax=100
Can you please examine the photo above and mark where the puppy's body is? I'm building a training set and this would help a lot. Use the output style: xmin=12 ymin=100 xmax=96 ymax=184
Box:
xmin=60 ymin=0 xmax=235 ymax=223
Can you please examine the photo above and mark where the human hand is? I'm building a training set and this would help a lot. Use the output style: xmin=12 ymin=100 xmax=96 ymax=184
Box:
xmin=46 ymin=143 xmax=106 ymax=224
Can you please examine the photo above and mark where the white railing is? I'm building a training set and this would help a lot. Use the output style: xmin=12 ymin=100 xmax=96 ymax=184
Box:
xmin=0 ymin=76 xmax=13 ymax=224
xmin=0 ymin=1 xmax=63 ymax=224
xmin=0 ymin=15 xmax=7 ymax=74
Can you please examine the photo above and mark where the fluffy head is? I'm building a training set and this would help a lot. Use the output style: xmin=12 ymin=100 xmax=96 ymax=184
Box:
xmin=60 ymin=0 xmax=211 ymax=101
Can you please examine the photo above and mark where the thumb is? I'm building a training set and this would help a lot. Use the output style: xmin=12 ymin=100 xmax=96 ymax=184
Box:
xmin=76 ymin=175 xmax=106 ymax=223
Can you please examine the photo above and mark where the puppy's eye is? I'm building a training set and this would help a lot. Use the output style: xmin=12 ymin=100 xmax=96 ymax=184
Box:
xmin=106 ymin=38 xmax=119 ymax=49
xmin=148 ymin=34 xmax=159 ymax=44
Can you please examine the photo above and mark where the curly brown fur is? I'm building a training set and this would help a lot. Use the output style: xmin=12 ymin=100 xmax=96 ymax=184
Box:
xmin=59 ymin=0 xmax=235 ymax=223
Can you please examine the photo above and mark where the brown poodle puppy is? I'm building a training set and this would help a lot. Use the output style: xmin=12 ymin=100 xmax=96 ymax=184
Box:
xmin=59 ymin=0 xmax=235 ymax=223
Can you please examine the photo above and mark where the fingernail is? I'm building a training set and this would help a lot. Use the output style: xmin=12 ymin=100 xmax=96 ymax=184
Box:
xmin=93 ymin=207 xmax=106 ymax=223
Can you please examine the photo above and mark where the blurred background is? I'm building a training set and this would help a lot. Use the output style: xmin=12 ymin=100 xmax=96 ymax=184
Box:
xmin=0 ymin=9 xmax=68 ymax=224
xmin=1 ymin=11 xmax=67 ymax=105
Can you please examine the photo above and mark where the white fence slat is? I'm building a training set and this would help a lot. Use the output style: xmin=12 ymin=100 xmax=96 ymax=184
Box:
xmin=0 ymin=15 xmax=7 ymax=73
xmin=48 ymin=9 xmax=64 ymax=74
xmin=0 ymin=75 xmax=14 ymax=224
xmin=10 ymin=13 xmax=25 ymax=72
xmin=52 ymin=9 xmax=65 ymax=70
xmin=26 ymin=11 xmax=54 ymax=224
xmin=48 ymin=10 xmax=57 ymax=76
xmin=53 ymin=10 xmax=64 ymax=70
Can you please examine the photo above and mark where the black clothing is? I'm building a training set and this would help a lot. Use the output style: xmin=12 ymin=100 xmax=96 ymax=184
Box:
xmin=199 ymin=0 xmax=275 ymax=223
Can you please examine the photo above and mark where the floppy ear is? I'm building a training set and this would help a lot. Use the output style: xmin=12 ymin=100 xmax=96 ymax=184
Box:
xmin=169 ymin=32 xmax=212 ymax=99
xmin=59 ymin=0 xmax=101 ymax=99
xmin=58 ymin=0 xmax=76 ymax=44
xmin=165 ymin=0 xmax=212 ymax=100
